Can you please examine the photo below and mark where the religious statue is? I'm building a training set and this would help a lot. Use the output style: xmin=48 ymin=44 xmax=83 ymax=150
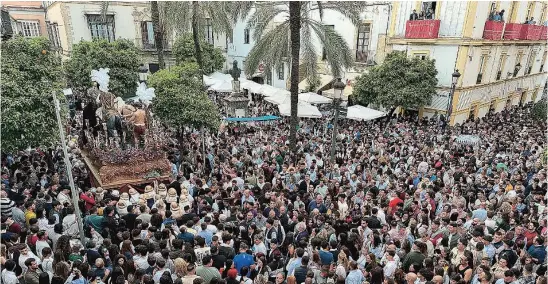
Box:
xmin=123 ymin=102 xmax=147 ymax=146
xmin=229 ymin=60 xmax=241 ymax=93
xmin=229 ymin=60 xmax=241 ymax=81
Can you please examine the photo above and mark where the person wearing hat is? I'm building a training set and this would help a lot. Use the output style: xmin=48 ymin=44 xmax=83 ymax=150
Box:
xmin=142 ymin=185 xmax=156 ymax=208
xmin=119 ymin=192 xmax=130 ymax=205
xmin=170 ymin=202 xmax=183 ymax=219
xmin=166 ymin=188 xmax=178 ymax=204
xmin=116 ymin=200 xmax=128 ymax=216
xmin=157 ymin=183 xmax=168 ymax=200
xmin=94 ymin=187 xmax=105 ymax=202
xmin=128 ymin=187 xmax=140 ymax=204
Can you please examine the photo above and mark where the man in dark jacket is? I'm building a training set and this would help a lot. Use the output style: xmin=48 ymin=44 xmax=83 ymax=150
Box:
xmin=294 ymin=255 xmax=309 ymax=284
xmin=498 ymin=240 xmax=518 ymax=268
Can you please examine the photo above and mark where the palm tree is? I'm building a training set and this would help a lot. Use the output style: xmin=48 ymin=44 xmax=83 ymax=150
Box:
xmin=149 ymin=1 xmax=235 ymax=72
xmin=241 ymin=2 xmax=366 ymax=153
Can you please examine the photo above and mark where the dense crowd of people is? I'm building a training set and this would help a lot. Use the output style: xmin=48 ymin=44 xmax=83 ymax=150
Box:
xmin=1 ymin=99 xmax=547 ymax=284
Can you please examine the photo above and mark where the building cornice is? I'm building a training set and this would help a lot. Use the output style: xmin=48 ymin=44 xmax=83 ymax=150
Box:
xmin=456 ymin=72 xmax=546 ymax=92
xmin=388 ymin=37 xmax=548 ymax=46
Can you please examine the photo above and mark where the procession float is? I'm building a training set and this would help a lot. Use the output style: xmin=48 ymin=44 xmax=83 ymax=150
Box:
xmin=76 ymin=68 xmax=171 ymax=189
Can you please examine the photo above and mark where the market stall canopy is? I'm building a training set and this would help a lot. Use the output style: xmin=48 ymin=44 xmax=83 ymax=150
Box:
xmin=298 ymin=92 xmax=333 ymax=104
xmin=346 ymin=105 xmax=386 ymax=121
xmin=209 ymin=71 xmax=232 ymax=81
xmin=224 ymin=115 xmax=280 ymax=122
xmin=265 ymin=93 xmax=291 ymax=105
xmin=262 ymin=86 xmax=290 ymax=97
xmin=241 ymin=80 xmax=263 ymax=93
xmin=203 ymin=75 xmax=217 ymax=86
xmin=278 ymin=102 xmax=322 ymax=118
xmin=208 ymin=80 xmax=233 ymax=93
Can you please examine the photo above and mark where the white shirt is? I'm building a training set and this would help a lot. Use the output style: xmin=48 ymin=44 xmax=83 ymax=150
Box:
xmin=383 ymin=260 xmax=397 ymax=278
xmin=1 ymin=269 xmax=18 ymax=284
xmin=57 ymin=192 xmax=70 ymax=206
xmin=35 ymin=240 xmax=51 ymax=259
xmin=19 ymin=251 xmax=40 ymax=274
xmin=133 ymin=254 xmax=150 ymax=270
xmin=62 ymin=214 xmax=79 ymax=237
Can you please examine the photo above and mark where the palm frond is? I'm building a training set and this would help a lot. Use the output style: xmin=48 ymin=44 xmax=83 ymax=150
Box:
xmin=244 ymin=22 xmax=290 ymax=77
xmin=316 ymin=1 xmax=324 ymax=20
xmin=246 ymin=5 xmax=287 ymax=42
xmin=159 ymin=1 xmax=192 ymax=34
xmin=300 ymin=22 xmax=318 ymax=83
xmin=307 ymin=19 xmax=353 ymax=77
xmin=204 ymin=3 xmax=234 ymax=39
xmin=310 ymin=1 xmax=369 ymax=25
xmin=228 ymin=2 xmax=256 ymax=23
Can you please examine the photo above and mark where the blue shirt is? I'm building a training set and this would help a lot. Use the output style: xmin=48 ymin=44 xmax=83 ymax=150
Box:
xmin=319 ymin=250 xmax=334 ymax=265
xmin=233 ymin=252 xmax=254 ymax=276
xmin=472 ymin=208 xmax=487 ymax=221
xmin=287 ymin=257 xmax=302 ymax=276
xmin=198 ymin=230 xmax=213 ymax=246
xmin=346 ymin=269 xmax=365 ymax=284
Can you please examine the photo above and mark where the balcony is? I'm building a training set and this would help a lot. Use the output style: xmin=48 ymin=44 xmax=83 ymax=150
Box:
xmin=503 ymin=23 xmax=522 ymax=40
xmin=483 ymin=21 xmax=504 ymax=40
xmin=521 ymin=25 xmax=542 ymax=40
xmin=541 ymin=26 xmax=548 ymax=40
xmin=405 ymin=20 xmax=440 ymax=39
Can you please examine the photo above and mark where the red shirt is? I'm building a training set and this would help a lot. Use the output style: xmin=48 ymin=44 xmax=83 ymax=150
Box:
xmin=79 ymin=193 xmax=96 ymax=212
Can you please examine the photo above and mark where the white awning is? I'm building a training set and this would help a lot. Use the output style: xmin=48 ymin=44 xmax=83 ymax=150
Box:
xmin=278 ymin=102 xmax=322 ymax=118
xmin=261 ymin=86 xmax=290 ymax=97
xmin=203 ymin=75 xmax=217 ymax=86
xmin=346 ymin=105 xmax=386 ymax=121
xmin=208 ymin=80 xmax=232 ymax=93
xmin=209 ymin=72 xmax=232 ymax=80
xmin=298 ymin=74 xmax=335 ymax=92
xmin=298 ymin=92 xmax=332 ymax=104
xmin=265 ymin=93 xmax=291 ymax=105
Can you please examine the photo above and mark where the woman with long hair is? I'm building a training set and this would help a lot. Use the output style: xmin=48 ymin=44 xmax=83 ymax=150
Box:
xmin=53 ymin=235 xmax=71 ymax=262
xmin=38 ymin=271 xmax=51 ymax=284
xmin=172 ymin=258 xmax=188 ymax=280
xmin=51 ymin=261 xmax=70 ymax=284
xmin=335 ymin=251 xmax=349 ymax=281
xmin=120 ymin=240 xmax=134 ymax=260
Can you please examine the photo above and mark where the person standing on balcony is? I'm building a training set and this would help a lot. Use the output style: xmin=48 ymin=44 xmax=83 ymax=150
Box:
xmin=493 ymin=11 xmax=502 ymax=22
xmin=499 ymin=10 xmax=505 ymax=21
xmin=410 ymin=9 xmax=419 ymax=20
xmin=425 ymin=8 xmax=433 ymax=19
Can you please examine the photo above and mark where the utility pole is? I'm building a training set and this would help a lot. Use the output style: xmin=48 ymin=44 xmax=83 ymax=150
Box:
xmin=53 ymin=91 xmax=86 ymax=245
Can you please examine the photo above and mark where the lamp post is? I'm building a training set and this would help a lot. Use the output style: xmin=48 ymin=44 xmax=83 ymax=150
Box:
xmin=329 ymin=78 xmax=346 ymax=163
xmin=52 ymin=91 xmax=86 ymax=245
xmin=446 ymin=69 xmax=461 ymax=123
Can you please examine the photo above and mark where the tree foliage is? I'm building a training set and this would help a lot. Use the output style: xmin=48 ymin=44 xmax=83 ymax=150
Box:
xmin=353 ymin=51 xmax=438 ymax=110
xmin=531 ymin=98 xmax=547 ymax=121
xmin=1 ymin=36 xmax=65 ymax=152
xmin=242 ymin=2 xmax=366 ymax=82
xmin=64 ymin=39 xmax=140 ymax=98
xmin=149 ymin=63 xmax=220 ymax=131
xmin=172 ymin=33 xmax=225 ymax=73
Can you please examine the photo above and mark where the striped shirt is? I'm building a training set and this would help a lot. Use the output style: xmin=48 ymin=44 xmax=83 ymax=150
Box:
xmin=0 ymin=198 xmax=14 ymax=218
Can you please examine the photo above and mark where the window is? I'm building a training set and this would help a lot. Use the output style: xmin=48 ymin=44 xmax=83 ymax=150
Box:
xmin=526 ymin=2 xmax=534 ymax=21
xmin=322 ymin=25 xmax=335 ymax=60
xmin=266 ymin=70 xmax=272 ymax=85
xmin=540 ymin=4 xmax=547 ymax=24
xmin=477 ymin=55 xmax=487 ymax=84
xmin=277 ymin=64 xmax=284 ymax=80
xmin=244 ymin=28 xmax=250 ymax=44
xmin=421 ymin=1 xmax=437 ymax=19
xmin=540 ymin=51 xmax=547 ymax=72
xmin=496 ymin=55 xmax=506 ymax=80
xmin=525 ymin=52 xmax=535 ymax=75
xmin=141 ymin=21 xmax=155 ymax=49
xmin=86 ymin=14 xmax=115 ymax=42
xmin=16 ymin=20 xmax=40 ymax=37
xmin=514 ymin=53 xmax=523 ymax=77
xmin=204 ymin=18 xmax=213 ymax=44
xmin=46 ymin=22 xmax=61 ymax=49
xmin=355 ymin=23 xmax=370 ymax=63
xmin=414 ymin=53 xmax=428 ymax=60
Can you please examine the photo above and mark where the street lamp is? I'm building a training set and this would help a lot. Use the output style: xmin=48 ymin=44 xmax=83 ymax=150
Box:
xmin=329 ymin=78 xmax=346 ymax=163
xmin=52 ymin=91 xmax=86 ymax=245
xmin=446 ymin=69 xmax=461 ymax=123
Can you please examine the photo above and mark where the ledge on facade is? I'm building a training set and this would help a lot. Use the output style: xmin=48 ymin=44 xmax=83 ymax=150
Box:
xmin=387 ymin=36 xmax=548 ymax=45
xmin=405 ymin=20 xmax=440 ymax=39
xmin=456 ymin=72 xmax=547 ymax=91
